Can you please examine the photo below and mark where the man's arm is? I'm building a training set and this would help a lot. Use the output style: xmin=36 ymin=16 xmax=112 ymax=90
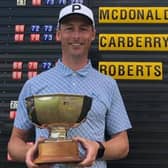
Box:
xmin=102 ymin=131 xmax=129 ymax=160
xmin=73 ymin=130 xmax=129 ymax=167
xmin=8 ymin=127 xmax=33 ymax=162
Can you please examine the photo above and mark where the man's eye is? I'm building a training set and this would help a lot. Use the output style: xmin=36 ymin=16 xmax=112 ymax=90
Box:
xmin=80 ymin=27 xmax=89 ymax=31
xmin=66 ymin=27 xmax=73 ymax=30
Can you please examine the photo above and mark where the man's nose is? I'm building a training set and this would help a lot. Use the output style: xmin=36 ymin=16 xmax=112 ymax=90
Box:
xmin=72 ymin=29 xmax=80 ymax=39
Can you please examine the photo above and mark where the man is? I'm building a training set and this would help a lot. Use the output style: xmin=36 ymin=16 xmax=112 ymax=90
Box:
xmin=8 ymin=3 xmax=132 ymax=168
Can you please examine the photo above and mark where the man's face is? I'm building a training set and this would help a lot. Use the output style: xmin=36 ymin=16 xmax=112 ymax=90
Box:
xmin=56 ymin=15 xmax=96 ymax=58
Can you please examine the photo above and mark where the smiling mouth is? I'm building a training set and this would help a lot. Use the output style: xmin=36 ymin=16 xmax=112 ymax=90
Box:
xmin=71 ymin=43 xmax=81 ymax=46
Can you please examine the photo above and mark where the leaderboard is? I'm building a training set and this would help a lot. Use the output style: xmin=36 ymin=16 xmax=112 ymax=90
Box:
xmin=3 ymin=3 xmax=167 ymax=84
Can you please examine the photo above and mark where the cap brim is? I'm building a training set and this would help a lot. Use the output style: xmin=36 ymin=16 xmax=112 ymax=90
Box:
xmin=59 ymin=13 xmax=94 ymax=26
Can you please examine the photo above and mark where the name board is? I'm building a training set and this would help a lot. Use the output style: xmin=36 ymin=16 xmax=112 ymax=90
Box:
xmin=99 ymin=34 xmax=168 ymax=51
xmin=99 ymin=7 xmax=168 ymax=23
xmin=99 ymin=62 xmax=162 ymax=80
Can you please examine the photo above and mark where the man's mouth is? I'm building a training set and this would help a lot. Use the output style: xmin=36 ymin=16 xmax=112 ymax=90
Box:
xmin=71 ymin=43 xmax=81 ymax=46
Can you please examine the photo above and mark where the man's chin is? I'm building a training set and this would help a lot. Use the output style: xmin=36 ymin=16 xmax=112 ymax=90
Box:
xmin=72 ymin=54 xmax=82 ymax=58
xmin=71 ymin=51 xmax=83 ymax=57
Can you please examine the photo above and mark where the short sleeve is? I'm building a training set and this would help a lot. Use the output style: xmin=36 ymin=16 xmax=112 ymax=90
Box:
xmin=14 ymin=80 xmax=34 ymax=130
xmin=106 ymin=80 xmax=132 ymax=136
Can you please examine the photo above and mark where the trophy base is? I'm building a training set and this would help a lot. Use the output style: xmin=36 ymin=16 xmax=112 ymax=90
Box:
xmin=34 ymin=139 xmax=82 ymax=164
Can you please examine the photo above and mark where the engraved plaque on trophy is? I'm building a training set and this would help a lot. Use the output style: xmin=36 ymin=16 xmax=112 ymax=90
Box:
xmin=25 ymin=94 xmax=92 ymax=164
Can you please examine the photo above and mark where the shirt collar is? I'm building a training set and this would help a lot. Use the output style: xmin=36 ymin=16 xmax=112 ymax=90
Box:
xmin=55 ymin=59 xmax=92 ymax=77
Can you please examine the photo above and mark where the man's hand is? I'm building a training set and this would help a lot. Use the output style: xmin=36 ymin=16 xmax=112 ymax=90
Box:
xmin=73 ymin=136 xmax=100 ymax=167
xmin=25 ymin=138 xmax=52 ymax=168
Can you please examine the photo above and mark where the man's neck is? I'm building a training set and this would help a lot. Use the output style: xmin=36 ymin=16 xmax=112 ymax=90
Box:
xmin=62 ymin=55 xmax=88 ymax=71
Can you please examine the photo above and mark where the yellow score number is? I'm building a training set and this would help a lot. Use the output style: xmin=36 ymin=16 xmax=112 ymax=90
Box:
xmin=99 ymin=62 xmax=162 ymax=80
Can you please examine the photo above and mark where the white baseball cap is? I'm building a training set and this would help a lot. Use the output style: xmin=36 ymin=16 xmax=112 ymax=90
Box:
xmin=57 ymin=3 xmax=95 ymax=28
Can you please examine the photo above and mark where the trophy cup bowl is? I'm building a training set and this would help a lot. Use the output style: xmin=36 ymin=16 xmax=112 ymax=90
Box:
xmin=25 ymin=94 xmax=92 ymax=164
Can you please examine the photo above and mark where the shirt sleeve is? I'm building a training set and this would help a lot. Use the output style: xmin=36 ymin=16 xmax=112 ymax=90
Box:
xmin=106 ymin=80 xmax=132 ymax=136
xmin=14 ymin=80 xmax=34 ymax=130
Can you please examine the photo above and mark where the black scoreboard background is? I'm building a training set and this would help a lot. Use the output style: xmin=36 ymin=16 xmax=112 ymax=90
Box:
xmin=1 ymin=0 xmax=168 ymax=168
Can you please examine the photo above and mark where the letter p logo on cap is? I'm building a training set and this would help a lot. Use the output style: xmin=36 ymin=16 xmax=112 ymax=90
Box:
xmin=72 ymin=4 xmax=81 ymax=12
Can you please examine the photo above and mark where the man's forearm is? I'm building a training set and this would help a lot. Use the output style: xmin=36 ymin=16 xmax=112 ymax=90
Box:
xmin=102 ymin=131 xmax=129 ymax=160
xmin=8 ymin=138 xmax=32 ymax=162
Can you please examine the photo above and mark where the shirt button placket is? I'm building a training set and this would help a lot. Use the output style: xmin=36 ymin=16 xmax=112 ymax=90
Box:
xmin=72 ymin=72 xmax=77 ymax=87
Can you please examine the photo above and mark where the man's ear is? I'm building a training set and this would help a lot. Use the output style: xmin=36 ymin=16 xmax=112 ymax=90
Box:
xmin=56 ymin=31 xmax=61 ymax=42
xmin=91 ymin=29 xmax=96 ymax=41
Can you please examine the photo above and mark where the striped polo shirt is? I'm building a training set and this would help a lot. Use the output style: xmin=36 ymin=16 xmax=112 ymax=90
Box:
xmin=14 ymin=59 xmax=132 ymax=168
